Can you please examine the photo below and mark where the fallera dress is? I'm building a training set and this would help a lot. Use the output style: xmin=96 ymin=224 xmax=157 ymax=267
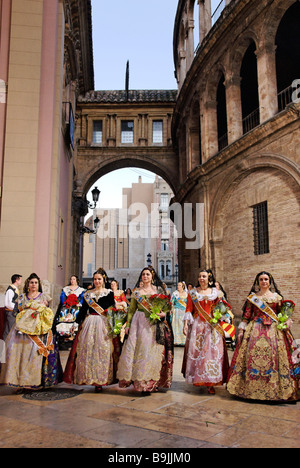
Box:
xmin=117 ymin=288 xmax=174 ymax=392
xmin=182 ymin=288 xmax=229 ymax=388
xmin=227 ymin=293 xmax=300 ymax=401
xmin=171 ymin=291 xmax=187 ymax=346
xmin=63 ymin=289 xmax=116 ymax=387
xmin=0 ymin=292 xmax=63 ymax=388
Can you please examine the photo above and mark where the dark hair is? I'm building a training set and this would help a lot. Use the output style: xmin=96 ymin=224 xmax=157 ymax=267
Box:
xmin=249 ymin=271 xmax=282 ymax=296
xmin=135 ymin=266 xmax=163 ymax=288
xmin=215 ymin=281 xmax=228 ymax=300
xmin=69 ymin=275 xmax=79 ymax=286
xmin=242 ymin=271 xmax=283 ymax=313
xmin=93 ymin=268 xmax=109 ymax=288
xmin=111 ymin=279 xmax=119 ymax=288
xmin=24 ymin=273 xmax=43 ymax=293
xmin=196 ymin=269 xmax=216 ymax=288
xmin=11 ymin=274 xmax=22 ymax=284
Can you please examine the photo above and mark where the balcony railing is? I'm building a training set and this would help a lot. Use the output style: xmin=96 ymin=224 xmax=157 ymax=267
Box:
xmin=278 ymin=85 xmax=293 ymax=112
xmin=218 ymin=132 xmax=228 ymax=151
xmin=212 ymin=0 xmax=226 ymax=25
xmin=242 ymin=108 xmax=260 ymax=135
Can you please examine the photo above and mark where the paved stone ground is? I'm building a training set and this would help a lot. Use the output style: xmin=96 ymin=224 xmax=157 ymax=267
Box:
xmin=0 ymin=346 xmax=299 ymax=449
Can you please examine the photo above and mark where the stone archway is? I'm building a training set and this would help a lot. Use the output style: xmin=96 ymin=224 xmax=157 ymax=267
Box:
xmin=75 ymin=151 xmax=178 ymax=199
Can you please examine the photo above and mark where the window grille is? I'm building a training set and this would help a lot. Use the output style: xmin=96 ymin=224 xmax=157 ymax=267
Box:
xmin=93 ymin=121 xmax=102 ymax=144
xmin=153 ymin=120 xmax=163 ymax=144
xmin=252 ymin=201 xmax=269 ymax=255
xmin=121 ymin=121 xmax=134 ymax=144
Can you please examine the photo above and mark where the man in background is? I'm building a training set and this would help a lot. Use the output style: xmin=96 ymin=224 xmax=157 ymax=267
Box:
xmin=3 ymin=274 xmax=22 ymax=340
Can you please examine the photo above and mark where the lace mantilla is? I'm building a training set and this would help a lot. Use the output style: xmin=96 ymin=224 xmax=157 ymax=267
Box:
xmin=90 ymin=289 xmax=112 ymax=301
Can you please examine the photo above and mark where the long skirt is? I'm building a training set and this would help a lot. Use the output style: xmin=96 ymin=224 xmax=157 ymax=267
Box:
xmin=172 ymin=308 xmax=186 ymax=346
xmin=227 ymin=321 xmax=299 ymax=401
xmin=117 ymin=311 xmax=173 ymax=392
xmin=0 ymin=326 xmax=62 ymax=388
xmin=182 ymin=317 xmax=229 ymax=387
xmin=64 ymin=315 xmax=114 ymax=387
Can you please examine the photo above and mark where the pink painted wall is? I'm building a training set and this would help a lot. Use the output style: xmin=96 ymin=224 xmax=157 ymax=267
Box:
xmin=33 ymin=0 xmax=59 ymax=277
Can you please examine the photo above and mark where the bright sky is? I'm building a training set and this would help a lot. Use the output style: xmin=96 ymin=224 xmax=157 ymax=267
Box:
xmin=89 ymin=168 xmax=156 ymax=210
xmin=89 ymin=0 xmax=222 ymax=208
xmin=91 ymin=0 xmax=178 ymax=90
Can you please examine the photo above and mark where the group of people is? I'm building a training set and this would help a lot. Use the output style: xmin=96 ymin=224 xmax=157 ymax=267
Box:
xmin=0 ymin=267 xmax=299 ymax=402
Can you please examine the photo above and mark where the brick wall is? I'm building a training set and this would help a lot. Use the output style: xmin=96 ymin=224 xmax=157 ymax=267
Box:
xmin=221 ymin=168 xmax=300 ymax=323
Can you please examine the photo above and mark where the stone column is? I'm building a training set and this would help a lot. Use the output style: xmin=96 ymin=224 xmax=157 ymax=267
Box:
xmin=201 ymin=98 xmax=218 ymax=161
xmin=256 ymin=44 xmax=278 ymax=123
xmin=225 ymin=74 xmax=243 ymax=144
xmin=186 ymin=19 xmax=195 ymax=70
xmin=106 ymin=114 xmax=116 ymax=146
xmin=199 ymin=0 xmax=211 ymax=44
xmin=178 ymin=49 xmax=187 ymax=89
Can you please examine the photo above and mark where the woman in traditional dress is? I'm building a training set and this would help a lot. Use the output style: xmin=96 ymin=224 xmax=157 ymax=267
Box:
xmin=117 ymin=266 xmax=174 ymax=393
xmin=227 ymin=271 xmax=300 ymax=401
xmin=53 ymin=275 xmax=85 ymax=349
xmin=171 ymin=282 xmax=187 ymax=346
xmin=111 ymin=280 xmax=127 ymax=312
xmin=182 ymin=269 xmax=229 ymax=394
xmin=0 ymin=273 xmax=63 ymax=389
xmin=110 ymin=279 xmax=128 ymax=374
xmin=63 ymin=268 xmax=115 ymax=392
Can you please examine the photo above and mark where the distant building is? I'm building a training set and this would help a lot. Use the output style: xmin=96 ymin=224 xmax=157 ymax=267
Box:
xmin=83 ymin=176 xmax=178 ymax=290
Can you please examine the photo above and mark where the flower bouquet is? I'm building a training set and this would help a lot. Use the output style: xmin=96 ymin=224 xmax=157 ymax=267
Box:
xmin=56 ymin=294 xmax=80 ymax=338
xmin=107 ymin=307 xmax=127 ymax=337
xmin=16 ymin=300 xmax=54 ymax=336
xmin=210 ymin=300 xmax=230 ymax=326
xmin=148 ymin=294 xmax=171 ymax=324
xmin=277 ymin=300 xmax=295 ymax=331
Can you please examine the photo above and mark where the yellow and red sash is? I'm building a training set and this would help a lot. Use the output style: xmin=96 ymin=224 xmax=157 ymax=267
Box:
xmin=189 ymin=291 xmax=225 ymax=338
xmin=248 ymin=293 xmax=279 ymax=323
xmin=220 ymin=322 xmax=236 ymax=338
xmin=83 ymin=291 xmax=106 ymax=316
xmin=28 ymin=330 xmax=54 ymax=359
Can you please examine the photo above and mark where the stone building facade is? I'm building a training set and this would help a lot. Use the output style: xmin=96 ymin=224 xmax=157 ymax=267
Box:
xmin=0 ymin=0 xmax=93 ymax=306
xmin=172 ymin=0 xmax=300 ymax=323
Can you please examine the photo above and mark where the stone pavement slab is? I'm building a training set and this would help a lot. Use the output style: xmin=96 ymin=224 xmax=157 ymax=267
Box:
xmin=0 ymin=347 xmax=299 ymax=449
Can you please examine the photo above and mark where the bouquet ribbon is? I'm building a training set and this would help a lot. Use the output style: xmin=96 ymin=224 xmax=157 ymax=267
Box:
xmin=28 ymin=330 xmax=54 ymax=361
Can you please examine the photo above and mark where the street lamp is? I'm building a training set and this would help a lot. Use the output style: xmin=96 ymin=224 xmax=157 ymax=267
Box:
xmin=79 ymin=186 xmax=101 ymax=234
xmin=88 ymin=186 xmax=101 ymax=209
xmin=80 ymin=215 xmax=100 ymax=234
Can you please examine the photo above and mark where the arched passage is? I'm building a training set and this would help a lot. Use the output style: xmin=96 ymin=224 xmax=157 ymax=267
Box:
xmin=81 ymin=166 xmax=179 ymax=291
xmin=79 ymin=155 xmax=178 ymax=199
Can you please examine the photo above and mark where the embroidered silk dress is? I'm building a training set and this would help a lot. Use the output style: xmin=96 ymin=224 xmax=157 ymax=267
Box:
xmin=0 ymin=293 xmax=63 ymax=388
xmin=171 ymin=291 xmax=187 ymax=346
xmin=117 ymin=289 xmax=173 ymax=392
xmin=53 ymin=285 xmax=85 ymax=343
xmin=63 ymin=289 xmax=115 ymax=387
xmin=227 ymin=294 xmax=300 ymax=401
xmin=182 ymin=288 xmax=229 ymax=388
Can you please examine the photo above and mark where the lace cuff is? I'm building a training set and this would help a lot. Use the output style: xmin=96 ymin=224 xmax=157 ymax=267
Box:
xmin=183 ymin=312 xmax=194 ymax=325
xmin=238 ymin=321 xmax=248 ymax=330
